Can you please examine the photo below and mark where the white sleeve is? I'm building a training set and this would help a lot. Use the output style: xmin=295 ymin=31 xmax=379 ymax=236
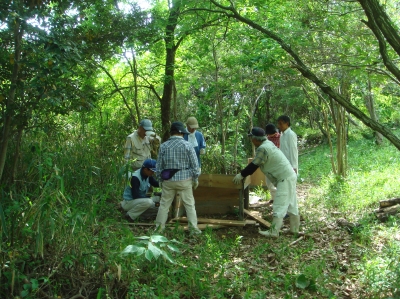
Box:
xmin=289 ymin=132 xmax=298 ymax=169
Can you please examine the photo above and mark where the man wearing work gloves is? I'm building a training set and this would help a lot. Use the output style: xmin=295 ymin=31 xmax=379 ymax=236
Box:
xmin=233 ymin=127 xmax=300 ymax=237
xmin=124 ymin=119 xmax=161 ymax=171
xmin=121 ymin=159 xmax=160 ymax=222
xmin=155 ymin=121 xmax=201 ymax=234
xmin=184 ymin=117 xmax=206 ymax=174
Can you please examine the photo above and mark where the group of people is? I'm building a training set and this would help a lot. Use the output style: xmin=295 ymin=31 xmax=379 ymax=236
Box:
xmin=121 ymin=115 xmax=300 ymax=238
xmin=122 ymin=118 xmax=206 ymax=234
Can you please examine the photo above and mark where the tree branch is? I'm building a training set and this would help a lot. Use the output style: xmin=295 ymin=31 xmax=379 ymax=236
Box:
xmin=97 ymin=63 xmax=137 ymax=126
xmin=207 ymin=0 xmax=400 ymax=150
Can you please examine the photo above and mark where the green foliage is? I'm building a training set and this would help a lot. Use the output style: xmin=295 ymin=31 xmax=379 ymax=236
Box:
xmin=122 ymin=235 xmax=181 ymax=263
xmin=302 ymin=136 xmax=400 ymax=216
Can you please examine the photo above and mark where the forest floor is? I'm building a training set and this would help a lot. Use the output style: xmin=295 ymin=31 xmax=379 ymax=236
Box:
xmin=118 ymin=138 xmax=400 ymax=299
xmin=2 ymin=137 xmax=400 ymax=299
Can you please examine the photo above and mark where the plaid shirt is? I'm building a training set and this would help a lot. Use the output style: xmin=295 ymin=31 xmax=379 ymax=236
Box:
xmin=267 ymin=132 xmax=280 ymax=148
xmin=156 ymin=136 xmax=199 ymax=182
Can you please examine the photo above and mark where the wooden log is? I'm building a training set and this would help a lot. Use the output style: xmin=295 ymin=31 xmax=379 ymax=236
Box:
xmin=379 ymin=198 xmax=400 ymax=209
xmin=243 ymin=209 xmax=271 ymax=228
xmin=172 ymin=217 xmax=256 ymax=226
xmin=379 ymin=204 xmax=400 ymax=215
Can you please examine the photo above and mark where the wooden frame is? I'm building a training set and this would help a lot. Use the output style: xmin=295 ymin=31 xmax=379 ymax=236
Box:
xmin=171 ymin=174 xmax=251 ymax=220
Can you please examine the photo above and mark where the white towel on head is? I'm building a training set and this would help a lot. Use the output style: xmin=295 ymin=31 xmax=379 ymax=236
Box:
xmin=188 ymin=132 xmax=198 ymax=147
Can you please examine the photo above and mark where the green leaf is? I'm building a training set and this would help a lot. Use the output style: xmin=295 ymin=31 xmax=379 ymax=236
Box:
xmin=295 ymin=274 xmax=310 ymax=289
xmin=145 ymin=249 xmax=154 ymax=261
xmin=122 ymin=245 xmax=146 ymax=256
xmin=31 ymin=278 xmax=39 ymax=290
xmin=148 ymin=242 xmax=162 ymax=260
xmin=161 ymin=250 xmax=175 ymax=264
xmin=136 ymin=236 xmax=151 ymax=240
xmin=21 ymin=290 xmax=29 ymax=298
xmin=122 ymin=245 xmax=140 ymax=254
xmin=150 ymin=235 xmax=169 ymax=243
xmin=170 ymin=239 xmax=183 ymax=244
xmin=167 ymin=244 xmax=180 ymax=253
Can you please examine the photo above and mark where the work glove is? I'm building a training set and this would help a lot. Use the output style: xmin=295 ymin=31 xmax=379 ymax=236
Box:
xmin=233 ymin=173 xmax=244 ymax=185
xmin=193 ymin=180 xmax=199 ymax=190
xmin=200 ymin=148 xmax=205 ymax=155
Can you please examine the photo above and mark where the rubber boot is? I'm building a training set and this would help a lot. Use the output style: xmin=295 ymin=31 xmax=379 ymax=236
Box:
xmin=289 ymin=213 xmax=300 ymax=234
xmin=259 ymin=217 xmax=283 ymax=238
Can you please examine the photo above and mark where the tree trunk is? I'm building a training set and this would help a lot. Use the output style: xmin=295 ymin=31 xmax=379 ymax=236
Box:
xmin=160 ymin=1 xmax=181 ymax=141
xmin=208 ymin=0 xmax=400 ymax=151
xmin=10 ymin=126 xmax=24 ymax=184
xmin=125 ymin=49 xmax=141 ymax=123
xmin=365 ymin=75 xmax=383 ymax=145
xmin=0 ymin=18 xmax=23 ymax=183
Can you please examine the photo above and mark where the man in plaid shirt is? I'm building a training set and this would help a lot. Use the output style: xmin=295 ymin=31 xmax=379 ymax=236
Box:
xmin=155 ymin=121 xmax=201 ymax=234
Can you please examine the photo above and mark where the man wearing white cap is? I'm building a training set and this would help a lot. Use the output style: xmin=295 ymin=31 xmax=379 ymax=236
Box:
xmin=124 ymin=119 xmax=161 ymax=171
xmin=184 ymin=117 xmax=206 ymax=174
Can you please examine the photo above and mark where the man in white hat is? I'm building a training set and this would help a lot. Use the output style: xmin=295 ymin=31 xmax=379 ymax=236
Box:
xmin=124 ymin=119 xmax=161 ymax=171
xmin=184 ymin=117 xmax=206 ymax=174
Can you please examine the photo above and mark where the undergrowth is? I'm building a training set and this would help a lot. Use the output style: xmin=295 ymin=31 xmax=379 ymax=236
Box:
xmin=0 ymin=129 xmax=399 ymax=298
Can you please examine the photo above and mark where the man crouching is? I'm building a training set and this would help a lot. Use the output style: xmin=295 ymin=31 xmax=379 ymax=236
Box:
xmin=121 ymin=159 xmax=160 ymax=222
xmin=233 ymin=127 xmax=300 ymax=237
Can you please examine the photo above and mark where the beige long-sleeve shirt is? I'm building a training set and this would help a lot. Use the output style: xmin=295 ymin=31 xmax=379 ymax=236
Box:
xmin=279 ymin=127 xmax=298 ymax=170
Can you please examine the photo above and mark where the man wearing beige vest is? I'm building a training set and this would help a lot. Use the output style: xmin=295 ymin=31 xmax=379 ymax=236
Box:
xmin=124 ymin=119 xmax=161 ymax=171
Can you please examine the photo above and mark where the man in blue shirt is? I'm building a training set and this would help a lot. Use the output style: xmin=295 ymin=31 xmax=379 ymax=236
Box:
xmin=121 ymin=159 xmax=160 ymax=222
xmin=184 ymin=117 xmax=206 ymax=174
xmin=155 ymin=121 xmax=201 ymax=234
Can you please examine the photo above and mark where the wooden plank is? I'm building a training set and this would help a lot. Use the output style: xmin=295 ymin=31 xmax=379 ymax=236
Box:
xmin=379 ymin=198 xmax=400 ymax=209
xmin=193 ymin=186 xmax=240 ymax=215
xmin=125 ymin=222 xmax=225 ymax=230
xmin=172 ymin=217 xmax=256 ymax=226
xmin=243 ymin=209 xmax=271 ymax=228
xmin=198 ymin=174 xmax=251 ymax=190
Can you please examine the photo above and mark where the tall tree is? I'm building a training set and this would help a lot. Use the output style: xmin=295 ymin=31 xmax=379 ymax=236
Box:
xmin=203 ymin=0 xmax=400 ymax=150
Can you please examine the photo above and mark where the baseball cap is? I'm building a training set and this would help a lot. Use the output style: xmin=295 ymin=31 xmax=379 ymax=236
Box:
xmin=186 ymin=117 xmax=199 ymax=129
xmin=142 ymin=159 xmax=157 ymax=171
xmin=248 ymin=127 xmax=266 ymax=137
xmin=139 ymin=119 xmax=153 ymax=131
xmin=171 ymin=121 xmax=190 ymax=134
xmin=265 ymin=124 xmax=278 ymax=135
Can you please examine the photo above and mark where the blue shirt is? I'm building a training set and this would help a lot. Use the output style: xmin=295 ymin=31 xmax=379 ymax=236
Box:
xmin=183 ymin=131 xmax=206 ymax=167
xmin=156 ymin=136 xmax=200 ymax=182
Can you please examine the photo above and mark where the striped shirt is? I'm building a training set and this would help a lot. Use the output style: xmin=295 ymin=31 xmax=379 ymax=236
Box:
xmin=156 ymin=136 xmax=200 ymax=182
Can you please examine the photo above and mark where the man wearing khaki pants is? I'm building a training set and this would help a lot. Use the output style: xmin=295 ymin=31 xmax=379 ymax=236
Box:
xmin=155 ymin=121 xmax=201 ymax=234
